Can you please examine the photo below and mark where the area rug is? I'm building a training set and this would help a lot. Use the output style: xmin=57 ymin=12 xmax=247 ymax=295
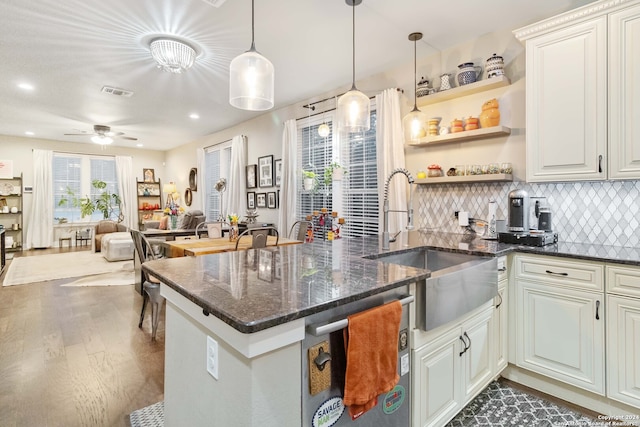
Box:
xmin=2 ymin=251 xmax=134 ymax=287
xmin=130 ymin=401 xmax=163 ymax=427
xmin=128 ymin=381 xmax=596 ymax=427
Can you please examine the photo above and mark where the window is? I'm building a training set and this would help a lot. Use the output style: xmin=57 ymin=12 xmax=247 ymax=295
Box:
xmin=204 ymin=142 xmax=232 ymax=221
xmin=296 ymin=103 xmax=378 ymax=238
xmin=53 ymin=153 xmax=119 ymax=222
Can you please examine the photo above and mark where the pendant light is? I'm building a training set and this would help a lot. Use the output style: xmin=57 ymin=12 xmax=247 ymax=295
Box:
xmin=403 ymin=32 xmax=428 ymax=142
xmin=337 ymin=0 xmax=370 ymax=133
xmin=318 ymin=106 xmax=330 ymax=137
xmin=229 ymin=0 xmax=274 ymax=111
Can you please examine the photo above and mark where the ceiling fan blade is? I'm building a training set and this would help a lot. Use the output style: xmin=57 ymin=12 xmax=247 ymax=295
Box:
xmin=64 ymin=133 xmax=89 ymax=136
xmin=119 ymin=136 xmax=138 ymax=141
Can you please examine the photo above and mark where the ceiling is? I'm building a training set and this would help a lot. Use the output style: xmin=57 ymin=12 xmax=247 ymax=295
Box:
xmin=0 ymin=0 xmax=596 ymax=151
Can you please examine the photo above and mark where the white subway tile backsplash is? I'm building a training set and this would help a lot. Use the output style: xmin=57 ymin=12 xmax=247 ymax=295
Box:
xmin=415 ymin=180 xmax=640 ymax=247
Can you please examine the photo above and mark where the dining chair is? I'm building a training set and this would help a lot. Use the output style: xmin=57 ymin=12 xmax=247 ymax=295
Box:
xmin=235 ymin=226 xmax=279 ymax=250
xmin=194 ymin=221 xmax=223 ymax=238
xmin=131 ymin=229 xmax=165 ymax=341
xmin=288 ymin=220 xmax=312 ymax=242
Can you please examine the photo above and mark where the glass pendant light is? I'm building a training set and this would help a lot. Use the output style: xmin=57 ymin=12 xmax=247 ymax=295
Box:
xmin=403 ymin=32 xmax=428 ymax=142
xmin=229 ymin=0 xmax=274 ymax=111
xmin=337 ymin=0 xmax=370 ymax=133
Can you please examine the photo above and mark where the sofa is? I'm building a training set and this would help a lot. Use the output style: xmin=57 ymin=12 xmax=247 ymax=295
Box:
xmin=92 ymin=220 xmax=128 ymax=252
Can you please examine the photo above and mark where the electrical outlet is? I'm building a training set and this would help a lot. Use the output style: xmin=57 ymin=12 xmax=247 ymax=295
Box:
xmin=206 ymin=336 xmax=219 ymax=379
xmin=454 ymin=210 xmax=459 ymax=218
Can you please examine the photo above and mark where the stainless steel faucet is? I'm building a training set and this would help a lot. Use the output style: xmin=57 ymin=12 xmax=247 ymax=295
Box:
xmin=382 ymin=168 xmax=415 ymax=250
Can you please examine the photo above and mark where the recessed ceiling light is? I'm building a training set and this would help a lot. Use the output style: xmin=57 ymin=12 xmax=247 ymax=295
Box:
xmin=24 ymin=131 xmax=34 ymax=136
xmin=189 ymin=113 xmax=200 ymax=119
xmin=136 ymin=143 xmax=143 ymax=147
xmin=18 ymin=83 xmax=34 ymax=91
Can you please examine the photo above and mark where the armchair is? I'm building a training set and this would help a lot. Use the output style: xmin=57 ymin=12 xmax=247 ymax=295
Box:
xmin=92 ymin=220 xmax=128 ymax=252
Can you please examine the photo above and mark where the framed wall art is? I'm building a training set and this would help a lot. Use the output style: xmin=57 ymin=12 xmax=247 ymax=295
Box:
xmin=274 ymin=159 xmax=282 ymax=187
xmin=246 ymin=164 xmax=257 ymax=189
xmin=267 ymin=192 xmax=276 ymax=209
xmin=247 ymin=192 xmax=256 ymax=209
xmin=256 ymin=193 xmax=267 ymax=208
xmin=143 ymin=168 xmax=155 ymax=183
xmin=258 ymin=155 xmax=273 ymax=188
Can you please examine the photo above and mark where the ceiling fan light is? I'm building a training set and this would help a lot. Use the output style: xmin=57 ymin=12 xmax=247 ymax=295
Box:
xmin=91 ymin=135 xmax=113 ymax=145
xmin=229 ymin=50 xmax=274 ymax=111
xmin=150 ymin=38 xmax=196 ymax=74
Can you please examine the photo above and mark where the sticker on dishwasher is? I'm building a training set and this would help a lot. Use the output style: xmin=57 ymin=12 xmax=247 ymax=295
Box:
xmin=312 ymin=397 xmax=345 ymax=427
xmin=382 ymin=385 xmax=405 ymax=415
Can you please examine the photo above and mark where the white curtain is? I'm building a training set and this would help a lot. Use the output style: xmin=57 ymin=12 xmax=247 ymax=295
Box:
xmin=115 ymin=156 xmax=136 ymax=230
xmin=376 ymin=88 xmax=407 ymax=234
xmin=26 ymin=149 xmax=53 ymax=249
xmin=278 ymin=119 xmax=297 ymax=235
xmin=226 ymin=135 xmax=247 ymax=218
xmin=196 ymin=147 xmax=206 ymax=212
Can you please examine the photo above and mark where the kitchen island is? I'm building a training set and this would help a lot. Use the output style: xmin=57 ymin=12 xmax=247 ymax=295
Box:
xmin=142 ymin=231 xmax=640 ymax=427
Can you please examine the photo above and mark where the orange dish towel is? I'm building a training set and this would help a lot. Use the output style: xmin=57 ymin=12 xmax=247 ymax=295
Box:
xmin=343 ymin=300 xmax=402 ymax=420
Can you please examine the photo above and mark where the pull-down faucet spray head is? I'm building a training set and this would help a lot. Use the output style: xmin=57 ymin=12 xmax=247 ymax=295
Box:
xmin=382 ymin=168 xmax=415 ymax=250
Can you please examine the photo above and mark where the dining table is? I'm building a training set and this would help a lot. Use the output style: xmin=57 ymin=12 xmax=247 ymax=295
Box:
xmin=162 ymin=235 xmax=302 ymax=257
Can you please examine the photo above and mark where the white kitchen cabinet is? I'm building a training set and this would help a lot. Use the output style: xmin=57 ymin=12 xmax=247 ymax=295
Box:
xmin=515 ymin=254 xmax=605 ymax=395
xmin=608 ymin=3 xmax=640 ymax=179
xmin=515 ymin=0 xmax=640 ymax=182
xmin=494 ymin=281 xmax=508 ymax=373
xmin=412 ymin=304 xmax=493 ymax=427
xmin=606 ymin=264 xmax=640 ymax=409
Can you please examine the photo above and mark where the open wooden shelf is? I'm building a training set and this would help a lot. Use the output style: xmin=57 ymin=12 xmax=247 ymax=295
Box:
xmin=417 ymin=75 xmax=511 ymax=106
xmin=409 ymin=126 xmax=511 ymax=147
xmin=415 ymin=173 xmax=513 ymax=185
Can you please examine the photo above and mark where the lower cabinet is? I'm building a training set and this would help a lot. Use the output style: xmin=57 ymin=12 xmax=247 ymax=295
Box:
xmin=515 ymin=254 xmax=605 ymax=395
xmin=494 ymin=280 xmax=508 ymax=373
xmin=606 ymin=264 xmax=640 ymax=410
xmin=412 ymin=304 xmax=493 ymax=427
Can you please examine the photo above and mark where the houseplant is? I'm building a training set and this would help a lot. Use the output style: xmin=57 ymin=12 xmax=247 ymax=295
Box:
xmin=323 ymin=162 xmax=347 ymax=186
xmin=57 ymin=180 xmax=122 ymax=222
xmin=302 ymin=170 xmax=317 ymax=191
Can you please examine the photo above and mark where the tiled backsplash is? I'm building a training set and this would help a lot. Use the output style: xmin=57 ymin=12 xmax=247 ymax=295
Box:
xmin=415 ymin=180 xmax=640 ymax=248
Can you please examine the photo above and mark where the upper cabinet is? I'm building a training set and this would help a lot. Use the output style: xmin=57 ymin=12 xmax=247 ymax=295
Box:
xmin=515 ymin=0 xmax=640 ymax=182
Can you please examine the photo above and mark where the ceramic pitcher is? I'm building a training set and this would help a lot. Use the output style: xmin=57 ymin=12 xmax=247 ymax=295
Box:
xmin=457 ymin=63 xmax=482 ymax=86
xmin=439 ymin=73 xmax=452 ymax=91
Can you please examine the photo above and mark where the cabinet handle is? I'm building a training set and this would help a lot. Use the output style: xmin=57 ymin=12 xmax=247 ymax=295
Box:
xmin=545 ymin=270 xmax=568 ymax=277
xmin=598 ymin=155 xmax=603 ymax=173
xmin=498 ymin=267 xmax=506 ymax=272
xmin=595 ymin=300 xmax=600 ymax=320
xmin=463 ymin=332 xmax=471 ymax=353
xmin=459 ymin=335 xmax=466 ymax=357
xmin=495 ymin=292 xmax=503 ymax=309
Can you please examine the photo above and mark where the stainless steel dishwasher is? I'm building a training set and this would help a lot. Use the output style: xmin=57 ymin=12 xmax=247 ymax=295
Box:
xmin=301 ymin=286 xmax=412 ymax=427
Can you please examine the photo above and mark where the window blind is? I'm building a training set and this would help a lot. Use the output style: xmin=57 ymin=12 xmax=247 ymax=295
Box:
xmin=205 ymin=143 xmax=232 ymax=221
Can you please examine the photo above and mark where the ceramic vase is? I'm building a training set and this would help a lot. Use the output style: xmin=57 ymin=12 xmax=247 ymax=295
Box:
xmin=479 ymin=98 xmax=501 ymax=128
xmin=439 ymin=73 xmax=452 ymax=91
xmin=229 ymin=221 xmax=239 ymax=242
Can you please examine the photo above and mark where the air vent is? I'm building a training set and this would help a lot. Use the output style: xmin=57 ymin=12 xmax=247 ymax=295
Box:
xmin=201 ymin=0 xmax=227 ymax=7
xmin=101 ymin=86 xmax=134 ymax=97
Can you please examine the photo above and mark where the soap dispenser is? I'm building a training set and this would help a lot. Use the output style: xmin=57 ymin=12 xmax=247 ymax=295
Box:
xmin=487 ymin=200 xmax=498 ymax=239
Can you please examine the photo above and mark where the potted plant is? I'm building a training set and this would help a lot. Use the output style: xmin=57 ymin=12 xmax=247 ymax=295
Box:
xmin=58 ymin=180 xmax=122 ymax=222
xmin=302 ymin=170 xmax=317 ymax=191
xmin=323 ymin=162 xmax=347 ymax=186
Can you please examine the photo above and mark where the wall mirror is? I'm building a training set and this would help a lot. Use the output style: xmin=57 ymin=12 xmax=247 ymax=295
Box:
xmin=189 ymin=168 xmax=198 ymax=191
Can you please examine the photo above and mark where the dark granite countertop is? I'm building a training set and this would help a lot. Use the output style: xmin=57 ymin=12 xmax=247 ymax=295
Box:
xmin=143 ymin=230 xmax=640 ymax=334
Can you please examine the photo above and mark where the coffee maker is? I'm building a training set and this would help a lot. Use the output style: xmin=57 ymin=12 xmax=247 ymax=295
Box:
xmin=499 ymin=189 xmax=558 ymax=246
xmin=508 ymin=189 xmax=529 ymax=232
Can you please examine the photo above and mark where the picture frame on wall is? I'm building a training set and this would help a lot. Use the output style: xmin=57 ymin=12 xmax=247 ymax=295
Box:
xmin=256 ymin=193 xmax=267 ymax=208
xmin=246 ymin=164 xmax=257 ymax=189
xmin=143 ymin=168 xmax=155 ymax=183
xmin=274 ymin=159 xmax=282 ymax=187
xmin=258 ymin=155 xmax=273 ymax=187
xmin=247 ymin=192 xmax=256 ymax=209
xmin=267 ymin=192 xmax=276 ymax=209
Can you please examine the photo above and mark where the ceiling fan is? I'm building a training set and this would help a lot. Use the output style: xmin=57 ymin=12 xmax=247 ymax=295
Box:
xmin=64 ymin=124 xmax=138 ymax=145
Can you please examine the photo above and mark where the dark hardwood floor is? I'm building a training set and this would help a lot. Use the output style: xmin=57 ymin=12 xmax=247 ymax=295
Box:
xmin=0 ymin=247 xmax=164 ymax=427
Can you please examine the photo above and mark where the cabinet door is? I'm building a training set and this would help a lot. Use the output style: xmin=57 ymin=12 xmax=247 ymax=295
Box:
xmin=607 ymin=295 xmax=640 ymax=409
xmin=525 ymin=17 xmax=607 ymax=182
xmin=609 ymin=3 xmax=640 ymax=179
xmin=516 ymin=280 xmax=605 ymax=395
xmin=494 ymin=282 xmax=508 ymax=374
xmin=461 ymin=306 xmax=494 ymax=404
xmin=412 ymin=328 xmax=462 ymax=427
